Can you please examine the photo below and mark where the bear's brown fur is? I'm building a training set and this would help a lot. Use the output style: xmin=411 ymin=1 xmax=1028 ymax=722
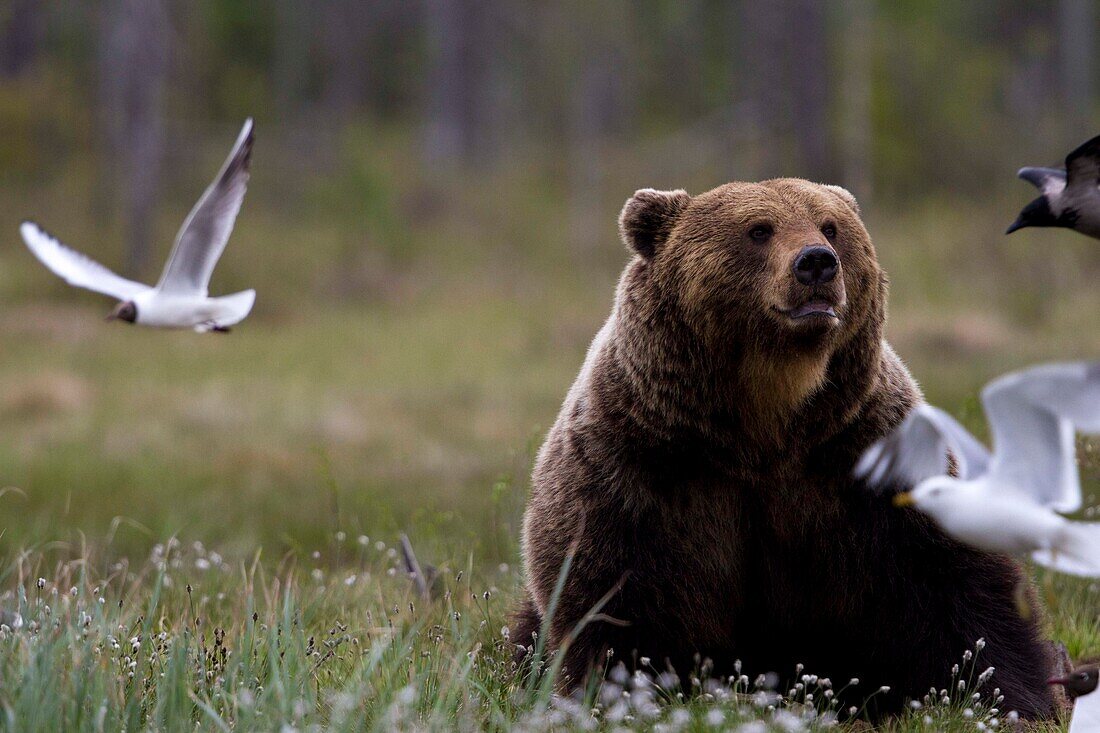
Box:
xmin=513 ymin=179 xmax=1055 ymax=719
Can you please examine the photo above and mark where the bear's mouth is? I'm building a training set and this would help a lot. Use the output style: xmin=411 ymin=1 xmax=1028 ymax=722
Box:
xmin=782 ymin=299 xmax=839 ymax=320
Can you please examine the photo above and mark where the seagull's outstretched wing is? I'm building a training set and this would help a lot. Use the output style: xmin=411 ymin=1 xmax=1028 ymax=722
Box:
xmin=1065 ymin=134 xmax=1100 ymax=191
xmin=1031 ymin=548 xmax=1100 ymax=578
xmin=20 ymin=221 xmax=151 ymax=301
xmin=156 ymin=118 xmax=253 ymax=296
xmin=982 ymin=362 xmax=1100 ymax=513
xmin=1017 ymin=166 xmax=1067 ymax=198
xmin=854 ymin=404 xmax=991 ymax=491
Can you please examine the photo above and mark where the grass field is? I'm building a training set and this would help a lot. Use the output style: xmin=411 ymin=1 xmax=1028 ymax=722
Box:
xmin=0 ymin=133 xmax=1098 ymax=729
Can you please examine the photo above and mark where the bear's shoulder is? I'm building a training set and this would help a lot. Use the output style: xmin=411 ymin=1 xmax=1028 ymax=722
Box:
xmin=872 ymin=340 xmax=922 ymax=424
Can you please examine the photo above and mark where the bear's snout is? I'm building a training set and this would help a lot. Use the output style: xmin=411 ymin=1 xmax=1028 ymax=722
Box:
xmin=792 ymin=245 xmax=838 ymax=286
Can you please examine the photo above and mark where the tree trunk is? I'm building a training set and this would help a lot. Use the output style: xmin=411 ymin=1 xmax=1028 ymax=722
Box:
xmin=0 ymin=0 xmax=41 ymax=77
xmin=1058 ymin=0 xmax=1095 ymax=135
xmin=789 ymin=0 xmax=832 ymax=180
xmin=740 ymin=0 xmax=790 ymax=177
xmin=320 ymin=0 xmax=371 ymax=118
xmin=567 ymin=2 xmax=628 ymax=250
xmin=273 ymin=0 xmax=312 ymax=119
xmin=422 ymin=0 xmax=477 ymax=166
xmin=837 ymin=0 xmax=873 ymax=202
xmin=98 ymin=0 xmax=169 ymax=277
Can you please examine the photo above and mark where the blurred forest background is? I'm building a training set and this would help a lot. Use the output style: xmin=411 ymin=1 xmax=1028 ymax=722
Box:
xmin=1 ymin=0 xmax=1099 ymax=564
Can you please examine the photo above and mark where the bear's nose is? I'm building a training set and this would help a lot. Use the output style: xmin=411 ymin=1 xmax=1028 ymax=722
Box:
xmin=793 ymin=246 xmax=838 ymax=286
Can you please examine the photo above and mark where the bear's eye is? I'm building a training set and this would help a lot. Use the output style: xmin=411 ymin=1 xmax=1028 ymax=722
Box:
xmin=821 ymin=223 xmax=837 ymax=241
xmin=748 ymin=225 xmax=772 ymax=243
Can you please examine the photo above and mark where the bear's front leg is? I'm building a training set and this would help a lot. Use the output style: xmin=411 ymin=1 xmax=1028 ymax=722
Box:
xmin=541 ymin=562 xmax=636 ymax=689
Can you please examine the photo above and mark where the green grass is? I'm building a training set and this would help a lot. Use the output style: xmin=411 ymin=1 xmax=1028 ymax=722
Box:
xmin=0 ymin=127 xmax=1099 ymax=728
xmin=0 ymin=539 xmax=1078 ymax=732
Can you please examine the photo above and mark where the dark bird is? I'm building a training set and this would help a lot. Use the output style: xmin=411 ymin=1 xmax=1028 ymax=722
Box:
xmin=1049 ymin=664 xmax=1100 ymax=732
xmin=1051 ymin=664 xmax=1100 ymax=699
xmin=1009 ymin=134 xmax=1100 ymax=238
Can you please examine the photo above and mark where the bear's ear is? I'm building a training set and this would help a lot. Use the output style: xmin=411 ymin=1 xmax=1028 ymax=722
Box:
xmin=618 ymin=188 xmax=692 ymax=258
xmin=823 ymin=185 xmax=860 ymax=215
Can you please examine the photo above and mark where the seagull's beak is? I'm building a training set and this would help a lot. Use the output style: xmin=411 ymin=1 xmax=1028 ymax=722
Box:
xmin=1047 ymin=677 xmax=1069 ymax=686
xmin=1005 ymin=216 xmax=1026 ymax=235
xmin=105 ymin=311 xmax=118 ymax=322
xmin=892 ymin=491 xmax=916 ymax=508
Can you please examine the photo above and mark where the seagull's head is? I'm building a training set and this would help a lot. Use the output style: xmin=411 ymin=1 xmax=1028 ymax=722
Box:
xmin=894 ymin=477 xmax=957 ymax=515
xmin=1049 ymin=665 xmax=1100 ymax=699
xmin=106 ymin=301 xmax=137 ymax=324
xmin=1006 ymin=196 xmax=1056 ymax=234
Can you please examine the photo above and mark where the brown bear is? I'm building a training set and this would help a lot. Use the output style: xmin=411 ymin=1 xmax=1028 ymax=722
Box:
xmin=513 ymin=178 xmax=1055 ymax=719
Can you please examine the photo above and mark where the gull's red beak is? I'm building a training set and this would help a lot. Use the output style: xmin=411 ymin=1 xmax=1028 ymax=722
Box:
xmin=1048 ymin=676 xmax=1069 ymax=686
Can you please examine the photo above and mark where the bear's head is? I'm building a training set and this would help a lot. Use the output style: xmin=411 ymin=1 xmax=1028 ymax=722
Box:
xmin=616 ymin=179 xmax=886 ymax=426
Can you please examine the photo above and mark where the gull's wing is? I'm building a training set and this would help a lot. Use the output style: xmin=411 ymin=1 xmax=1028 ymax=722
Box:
xmin=854 ymin=404 xmax=991 ymax=490
xmin=156 ymin=118 xmax=253 ymax=296
xmin=1031 ymin=549 xmax=1100 ymax=578
xmin=982 ymin=362 xmax=1100 ymax=513
xmin=20 ymin=221 xmax=151 ymax=301
xmin=1017 ymin=166 xmax=1067 ymax=198
xmin=1064 ymin=134 xmax=1100 ymax=191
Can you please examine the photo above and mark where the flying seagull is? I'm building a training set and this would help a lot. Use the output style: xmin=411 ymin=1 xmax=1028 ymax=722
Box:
xmin=20 ymin=119 xmax=257 ymax=332
xmin=1008 ymin=133 xmax=1100 ymax=238
xmin=854 ymin=362 xmax=1100 ymax=578
xmin=1049 ymin=665 xmax=1100 ymax=733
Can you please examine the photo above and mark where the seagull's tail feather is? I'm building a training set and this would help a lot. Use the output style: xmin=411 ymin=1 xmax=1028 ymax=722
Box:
xmin=211 ymin=289 xmax=255 ymax=327
xmin=1032 ymin=521 xmax=1100 ymax=577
